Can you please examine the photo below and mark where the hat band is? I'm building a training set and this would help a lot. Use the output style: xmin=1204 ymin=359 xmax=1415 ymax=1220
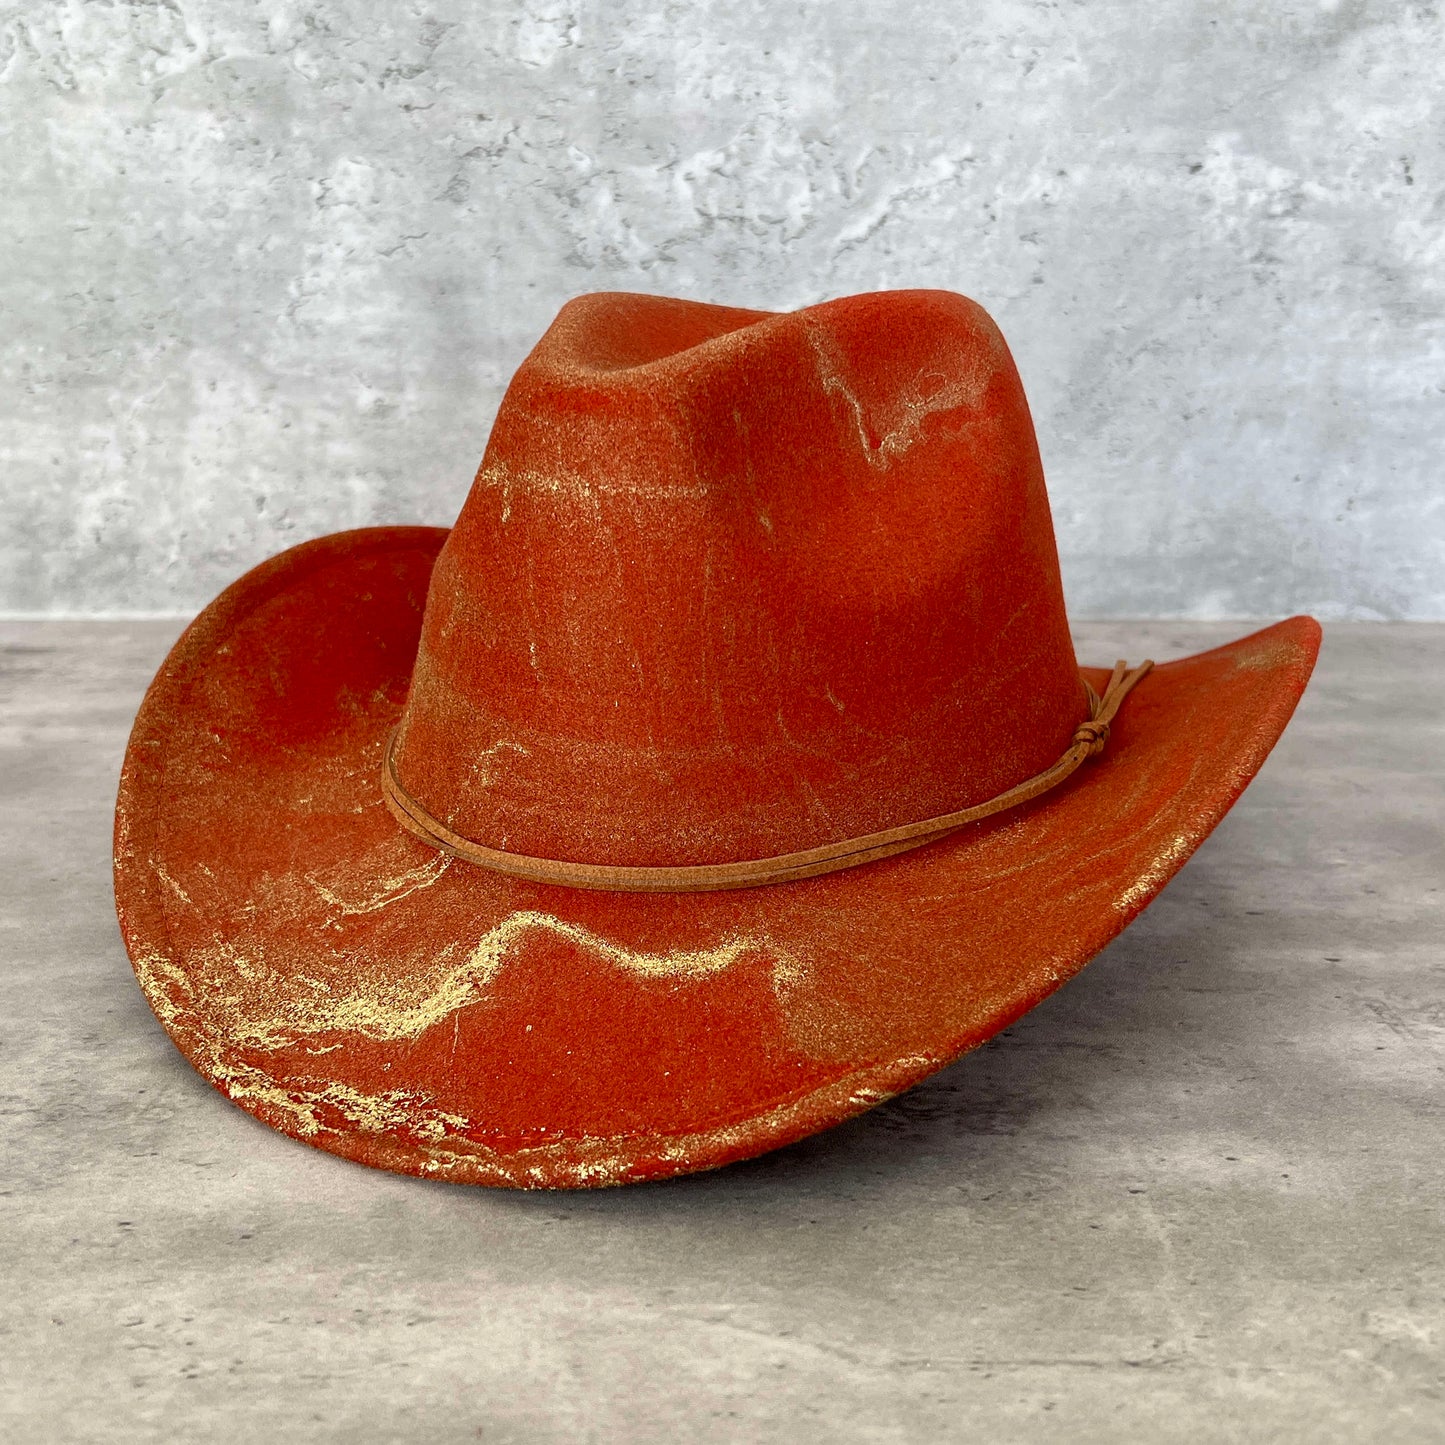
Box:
xmin=381 ymin=659 xmax=1153 ymax=894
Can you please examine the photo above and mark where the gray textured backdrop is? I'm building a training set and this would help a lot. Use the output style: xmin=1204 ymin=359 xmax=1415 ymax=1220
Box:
xmin=1 ymin=0 xmax=1441 ymax=618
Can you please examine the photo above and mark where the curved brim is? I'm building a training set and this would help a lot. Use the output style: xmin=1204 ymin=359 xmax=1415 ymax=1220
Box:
xmin=115 ymin=528 xmax=1320 ymax=1189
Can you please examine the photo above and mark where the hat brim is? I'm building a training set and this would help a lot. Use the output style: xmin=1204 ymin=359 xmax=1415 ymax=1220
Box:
xmin=115 ymin=527 xmax=1320 ymax=1189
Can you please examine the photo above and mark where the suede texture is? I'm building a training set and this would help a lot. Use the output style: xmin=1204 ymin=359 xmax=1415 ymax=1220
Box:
xmin=112 ymin=290 xmax=1322 ymax=1189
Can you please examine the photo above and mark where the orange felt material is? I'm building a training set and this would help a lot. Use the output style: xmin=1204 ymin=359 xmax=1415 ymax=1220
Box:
xmin=394 ymin=291 xmax=1086 ymax=867
xmin=113 ymin=290 xmax=1320 ymax=1189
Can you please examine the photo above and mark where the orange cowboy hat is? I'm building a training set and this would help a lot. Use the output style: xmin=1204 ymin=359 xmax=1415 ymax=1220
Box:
xmin=114 ymin=289 xmax=1319 ymax=1188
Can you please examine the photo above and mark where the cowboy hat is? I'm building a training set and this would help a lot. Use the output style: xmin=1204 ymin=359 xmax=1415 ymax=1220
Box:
xmin=114 ymin=289 xmax=1319 ymax=1188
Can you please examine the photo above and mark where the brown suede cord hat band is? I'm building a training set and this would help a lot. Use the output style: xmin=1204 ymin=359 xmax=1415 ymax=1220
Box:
xmin=381 ymin=659 xmax=1155 ymax=893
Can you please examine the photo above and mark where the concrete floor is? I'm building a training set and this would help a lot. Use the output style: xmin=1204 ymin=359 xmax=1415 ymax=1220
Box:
xmin=1 ymin=620 xmax=1441 ymax=1443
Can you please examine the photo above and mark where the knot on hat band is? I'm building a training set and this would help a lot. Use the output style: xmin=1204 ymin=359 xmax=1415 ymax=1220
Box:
xmin=381 ymin=659 xmax=1153 ymax=894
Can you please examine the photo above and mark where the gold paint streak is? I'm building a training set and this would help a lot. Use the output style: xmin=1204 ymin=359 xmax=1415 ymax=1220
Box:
xmin=1112 ymin=832 xmax=1197 ymax=916
xmin=1232 ymin=637 xmax=1306 ymax=672
xmin=477 ymin=456 xmax=710 ymax=504
xmin=214 ymin=912 xmax=795 ymax=1049
xmin=132 ymin=952 xmax=190 ymax=1028
xmin=464 ymin=909 xmax=797 ymax=987
xmin=871 ymin=372 xmax=990 ymax=462
xmin=189 ymin=911 xmax=798 ymax=1049
xmin=216 ymin=1056 xmax=472 ymax=1142
xmin=804 ymin=325 xmax=991 ymax=468
xmin=134 ymin=952 xmax=474 ymax=1143
xmin=154 ymin=865 xmax=193 ymax=906
xmin=468 ymin=739 xmax=531 ymax=786
xmin=305 ymin=854 xmax=452 ymax=915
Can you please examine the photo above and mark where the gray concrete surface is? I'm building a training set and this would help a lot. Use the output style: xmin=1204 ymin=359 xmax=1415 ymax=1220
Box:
xmin=3 ymin=1 xmax=1443 ymax=620
xmin=1 ymin=619 xmax=1442 ymax=1442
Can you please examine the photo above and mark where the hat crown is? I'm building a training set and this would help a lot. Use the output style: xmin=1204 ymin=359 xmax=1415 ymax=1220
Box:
xmin=393 ymin=289 xmax=1088 ymax=868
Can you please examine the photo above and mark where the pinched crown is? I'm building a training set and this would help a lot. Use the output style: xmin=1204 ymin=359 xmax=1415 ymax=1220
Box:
xmin=392 ymin=289 xmax=1088 ymax=868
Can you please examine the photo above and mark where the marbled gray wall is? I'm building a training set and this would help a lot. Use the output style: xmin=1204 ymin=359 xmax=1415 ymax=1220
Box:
xmin=1 ymin=0 xmax=1440 ymax=618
